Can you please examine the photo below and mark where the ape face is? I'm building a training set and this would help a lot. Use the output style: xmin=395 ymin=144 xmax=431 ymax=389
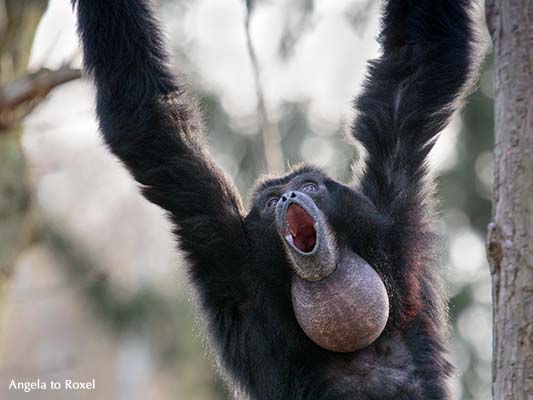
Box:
xmin=247 ymin=166 xmax=389 ymax=353
xmin=252 ymin=168 xmax=337 ymax=278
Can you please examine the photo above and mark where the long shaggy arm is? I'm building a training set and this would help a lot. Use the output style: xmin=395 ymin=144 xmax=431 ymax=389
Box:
xmin=73 ymin=0 xmax=250 ymax=309
xmin=353 ymin=0 xmax=476 ymax=214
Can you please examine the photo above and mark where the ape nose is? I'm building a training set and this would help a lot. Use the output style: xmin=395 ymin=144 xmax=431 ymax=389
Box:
xmin=281 ymin=191 xmax=297 ymax=203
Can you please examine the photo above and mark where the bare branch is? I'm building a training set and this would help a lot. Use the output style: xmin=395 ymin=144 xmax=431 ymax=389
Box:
xmin=0 ymin=65 xmax=81 ymax=131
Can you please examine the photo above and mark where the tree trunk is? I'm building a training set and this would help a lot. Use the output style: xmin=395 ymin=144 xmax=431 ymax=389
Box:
xmin=0 ymin=0 xmax=47 ymax=280
xmin=486 ymin=1 xmax=533 ymax=399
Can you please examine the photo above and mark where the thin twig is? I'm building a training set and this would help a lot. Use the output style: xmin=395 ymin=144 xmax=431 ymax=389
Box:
xmin=244 ymin=1 xmax=285 ymax=174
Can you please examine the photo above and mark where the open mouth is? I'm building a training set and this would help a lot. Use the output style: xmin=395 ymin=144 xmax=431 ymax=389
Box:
xmin=285 ymin=203 xmax=317 ymax=253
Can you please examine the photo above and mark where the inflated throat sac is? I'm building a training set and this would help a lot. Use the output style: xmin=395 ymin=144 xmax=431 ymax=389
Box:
xmin=291 ymin=252 xmax=389 ymax=353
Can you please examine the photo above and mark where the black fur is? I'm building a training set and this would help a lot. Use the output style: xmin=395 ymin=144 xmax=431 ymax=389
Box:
xmin=73 ymin=0 xmax=477 ymax=398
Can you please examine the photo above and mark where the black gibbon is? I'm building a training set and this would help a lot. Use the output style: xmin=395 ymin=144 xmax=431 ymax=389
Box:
xmin=73 ymin=0 xmax=477 ymax=398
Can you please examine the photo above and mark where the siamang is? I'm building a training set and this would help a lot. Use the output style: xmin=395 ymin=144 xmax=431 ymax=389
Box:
xmin=73 ymin=0 xmax=478 ymax=398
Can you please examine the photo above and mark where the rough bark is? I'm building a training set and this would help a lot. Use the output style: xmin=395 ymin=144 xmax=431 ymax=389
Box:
xmin=486 ymin=1 xmax=533 ymax=399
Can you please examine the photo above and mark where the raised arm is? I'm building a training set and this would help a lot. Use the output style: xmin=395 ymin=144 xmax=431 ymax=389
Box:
xmin=352 ymin=0 xmax=476 ymax=217
xmin=73 ymin=0 xmax=250 ymax=307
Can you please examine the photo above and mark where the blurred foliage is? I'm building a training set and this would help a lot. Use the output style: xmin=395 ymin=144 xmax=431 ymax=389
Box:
xmin=42 ymin=220 xmax=228 ymax=399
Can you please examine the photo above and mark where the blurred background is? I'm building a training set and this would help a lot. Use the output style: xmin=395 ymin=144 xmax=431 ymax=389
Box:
xmin=0 ymin=0 xmax=493 ymax=399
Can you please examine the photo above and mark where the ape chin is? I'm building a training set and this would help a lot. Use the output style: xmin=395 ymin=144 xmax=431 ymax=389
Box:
xmin=275 ymin=191 xmax=389 ymax=353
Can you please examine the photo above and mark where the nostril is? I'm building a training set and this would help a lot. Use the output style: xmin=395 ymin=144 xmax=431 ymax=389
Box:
xmin=281 ymin=196 xmax=287 ymax=202
xmin=290 ymin=192 xmax=296 ymax=198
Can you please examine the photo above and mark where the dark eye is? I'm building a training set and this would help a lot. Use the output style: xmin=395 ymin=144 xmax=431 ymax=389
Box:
xmin=266 ymin=197 xmax=279 ymax=208
xmin=301 ymin=182 xmax=318 ymax=192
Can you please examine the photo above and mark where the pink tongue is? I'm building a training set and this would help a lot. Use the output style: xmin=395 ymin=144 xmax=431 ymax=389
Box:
xmin=287 ymin=204 xmax=317 ymax=253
